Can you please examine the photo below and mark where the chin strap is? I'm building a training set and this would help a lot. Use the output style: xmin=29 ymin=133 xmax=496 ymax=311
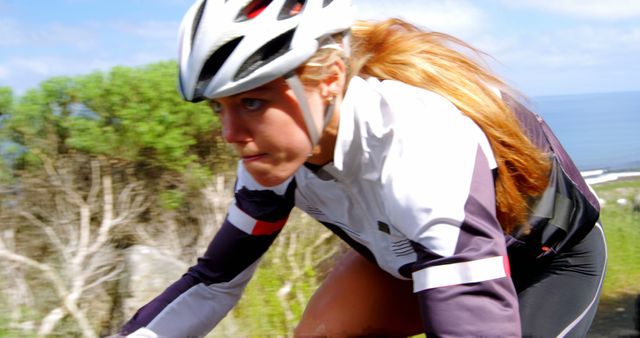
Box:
xmin=284 ymin=73 xmax=336 ymax=146
xmin=283 ymin=34 xmax=346 ymax=147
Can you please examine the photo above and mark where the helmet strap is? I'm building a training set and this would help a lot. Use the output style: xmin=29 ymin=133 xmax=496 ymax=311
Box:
xmin=324 ymin=96 xmax=336 ymax=126
xmin=285 ymin=73 xmax=321 ymax=146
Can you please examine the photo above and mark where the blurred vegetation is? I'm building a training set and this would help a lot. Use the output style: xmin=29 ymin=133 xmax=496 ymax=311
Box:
xmin=214 ymin=210 xmax=345 ymax=336
xmin=0 ymin=61 xmax=236 ymax=337
xmin=0 ymin=61 xmax=344 ymax=337
xmin=0 ymin=62 xmax=638 ymax=337
xmin=592 ymin=179 xmax=640 ymax=297
xmin=0 ymin=61 xmax=236 ymax=207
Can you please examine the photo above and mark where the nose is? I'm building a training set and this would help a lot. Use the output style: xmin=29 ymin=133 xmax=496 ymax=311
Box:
xmin=221 ymin=110 xmax=251 ymax=144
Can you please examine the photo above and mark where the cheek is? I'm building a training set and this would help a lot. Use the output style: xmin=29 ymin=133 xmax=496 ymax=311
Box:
xmin=274 ymin=107 xmax=314 ymax=155
xmin=279 ymin=126 xmax=313 ymax=158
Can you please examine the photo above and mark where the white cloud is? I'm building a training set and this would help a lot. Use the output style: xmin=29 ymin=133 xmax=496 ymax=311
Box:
xmin=475 ymin=22 xmax=640 ymax=95
xmin=353 ymin=0 xmax=489 ymax=39
xmin=47 ymin=23 xmax=100 ymax=50
xmin=130 ymin=0 xmax=192 ymax=5
xmin=11 ymin=58 xmax=60 ymax=78
xmin=0 ymin=65 xmax=8 ymax=80
xmin=10 ymin=54 xmax=160 ymax=79
xmin=113 ymin=20 xmax=181 ymax=42
xmin=0 ymin=16 xmax=177 ymax=51
xmin=0 ymin=20 xmax=28 ymax=45
xmin=1 ymin=49 xmax=178 ymax=94
xmin=619 ymin=27 xmax=640 ymax=47
xmin=505 ymin=0 xmax=640 ymax=20
xmin=0 ymin=19 xmax=98 ymax=50
xmin=0 ymin=18 xmax=181 ymax=94
xmin=489 ymin=25 xmax=640 ymax=76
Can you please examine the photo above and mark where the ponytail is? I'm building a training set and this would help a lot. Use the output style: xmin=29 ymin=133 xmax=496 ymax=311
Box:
xmin=348 ymin=19 xmax=550 ymax=234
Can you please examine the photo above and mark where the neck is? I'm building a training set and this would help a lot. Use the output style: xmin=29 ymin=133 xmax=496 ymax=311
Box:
xmin=306 ymin=105 xmax=340 ymax=166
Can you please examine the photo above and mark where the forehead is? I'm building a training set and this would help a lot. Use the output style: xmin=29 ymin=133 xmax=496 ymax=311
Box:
xmin=209 ymin=77 xmax=291 ymax=105
xmin=235 ymin=78 xmax=289 ymax=97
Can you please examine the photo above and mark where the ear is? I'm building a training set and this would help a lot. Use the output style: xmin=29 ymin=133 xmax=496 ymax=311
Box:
xmin=320 ymin=58 xmax=346 ymax=99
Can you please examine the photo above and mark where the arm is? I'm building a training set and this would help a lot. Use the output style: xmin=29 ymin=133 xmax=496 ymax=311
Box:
xmin=120 ymin=165 xmax=296 ymax=337
xmin=401 ymin=146 xmax=520 ymax=337
xmin=380 ymin=87 xmax=520 ymax=336
xmin=408 ymin=149 xmax=520 ymax=336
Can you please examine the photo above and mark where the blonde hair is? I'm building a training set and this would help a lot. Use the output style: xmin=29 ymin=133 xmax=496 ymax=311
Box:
xmin=301 ymin=19 xmax=550 ymax=234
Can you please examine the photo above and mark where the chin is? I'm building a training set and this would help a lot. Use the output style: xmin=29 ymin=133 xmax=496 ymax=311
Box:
xmin=249 ymin=169 xmax=292 ymax=188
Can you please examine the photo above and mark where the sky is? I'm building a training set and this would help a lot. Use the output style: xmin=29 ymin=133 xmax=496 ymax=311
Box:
xmin=0 ymin=0 xmax=639 ymax=97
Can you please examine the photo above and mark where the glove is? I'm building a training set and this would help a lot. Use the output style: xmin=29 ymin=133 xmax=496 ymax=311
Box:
xmin=104 ymin=328 xmax=157 ymax=338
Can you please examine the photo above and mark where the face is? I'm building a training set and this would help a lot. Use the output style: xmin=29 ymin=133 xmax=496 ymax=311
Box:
xmin=211 ymin=78 xmax=319 ymax=187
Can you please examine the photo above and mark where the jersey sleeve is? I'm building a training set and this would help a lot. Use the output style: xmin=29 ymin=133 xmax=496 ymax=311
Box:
xmin=380 ymin=83 xmax=521 ymax=336
xmin=403 ymin=145 xmax=520 ymax=337
xmin=119 ymin=163 xmax=296 ymax=337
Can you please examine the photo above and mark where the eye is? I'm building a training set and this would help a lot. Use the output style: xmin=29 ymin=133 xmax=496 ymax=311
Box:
xmin=210 ymin=100 xmax=223 ymax=113
xmin=241 ymin=98 xmax=264 ymax=111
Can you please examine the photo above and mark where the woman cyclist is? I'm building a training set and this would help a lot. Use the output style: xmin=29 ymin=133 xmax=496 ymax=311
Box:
xmin=117 ymin=0 xmax=607 ymax=336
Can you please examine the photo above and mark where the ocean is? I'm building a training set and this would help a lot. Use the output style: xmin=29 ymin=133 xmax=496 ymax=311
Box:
xmin=530 ymin=91 xmax=640 ymax=176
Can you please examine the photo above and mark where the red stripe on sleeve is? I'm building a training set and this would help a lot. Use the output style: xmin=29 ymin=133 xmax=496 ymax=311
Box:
xmin=503 ymin=255 xmax=511 ymax=276
xmin=251 ymin=218 xmax=288 ymax=235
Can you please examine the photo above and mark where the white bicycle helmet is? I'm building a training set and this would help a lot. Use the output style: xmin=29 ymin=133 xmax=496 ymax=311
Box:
xmin=178 ymin=0 xmax=354 ymax=101
xmin=177 ymin=0 xmax=354 ymax=145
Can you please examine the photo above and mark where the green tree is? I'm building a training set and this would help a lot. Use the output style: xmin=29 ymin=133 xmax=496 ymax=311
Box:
xmin=1 ymin=86 xmax=16 ymax=184
xmin=6 ymin=62 xmax=226 ymax=171
xmin=0 ymin=86 xmax=12 ymax=115
xmin=0 ymin=62 xmax=235 ymax=336
xmin=4 ymin=61 xmax=234 ymax=207
xmin=67 ymin=62 xmax=221 ymax=171
xmin=3 ymin=77 xmax=76 ymax=167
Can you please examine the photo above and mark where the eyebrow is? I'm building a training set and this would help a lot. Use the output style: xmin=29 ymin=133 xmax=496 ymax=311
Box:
xmin=233 ymin=82 xmax=282 ymax=97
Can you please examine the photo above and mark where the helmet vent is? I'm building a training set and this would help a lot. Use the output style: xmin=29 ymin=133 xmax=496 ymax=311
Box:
xmin=191 ymin=0 xmax=207 ymax=44
xmin=235 ymin=0 xmax=273 ymax=22
xmin=278 ymin=0 xmax=305 ymax=20
xmin=195 ymin=37 xmax=243 ymax=97
xmin=234 ymin=28 xmax=295 ymax=81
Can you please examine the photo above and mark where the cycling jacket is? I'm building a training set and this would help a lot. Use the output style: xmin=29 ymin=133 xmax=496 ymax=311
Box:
xmin=503 ymin=94 xmax=600 ymax=262
xmin=121 ymin=76 xmax=599 ymax=337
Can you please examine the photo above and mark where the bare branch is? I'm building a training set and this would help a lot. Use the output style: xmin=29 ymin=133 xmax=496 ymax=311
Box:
xmin=277 ymin=281 xmax=294 ymax=323
xmin=134 ymin=225 xmax=159 ymax=247
xmin=112 ymin=187 xmax=150 ymax=228
xmin=37 ymin=152 xmax=85 ymax=208
xmin=86 ymin=159 xmax=102 ymax=207
xmin=2 ymin=154 xmax=154 ymax=337
xmin=82 ymin=263 xmax=124 ymax=292
xmin=37 ymin=307 xmax=66 ymax=337
xmin=88 ymin=169 xmax=115 ymax=254
xmin=285 ymin=232 xmax=301 ymax=278
xmin=18 ymin=210 xmax=70 ymax=262
xmin=0 ymin=238 xmax=68 ymax=299
xmin=304 ymin=230 xmax=335 ymax=269
xmin=64 ymin=298 xmax=98 ymax=338
xmin=0 ymin=229 xmax=35 ymax=325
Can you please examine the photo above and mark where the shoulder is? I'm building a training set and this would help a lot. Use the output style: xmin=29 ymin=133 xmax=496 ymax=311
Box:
xmin=346 ymin=76 xmax=472 ymax=131
xmin=344 ymin=76 xmax=486 ymax=154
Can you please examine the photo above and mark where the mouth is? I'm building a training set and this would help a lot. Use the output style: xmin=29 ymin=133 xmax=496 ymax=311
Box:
xmin=242 ymin=153 xmax=266 ymax=162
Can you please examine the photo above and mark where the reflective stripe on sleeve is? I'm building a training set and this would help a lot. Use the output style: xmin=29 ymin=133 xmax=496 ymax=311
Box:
xmin=127 ymin=327 xmax=158 ymax=338
xmin=412 ymin=255 xmax=509 ymax=292
xmin=227 ymin=202 xmax=287 ymax=235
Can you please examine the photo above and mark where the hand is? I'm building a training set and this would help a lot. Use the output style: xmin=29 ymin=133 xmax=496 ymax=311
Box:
xmin=116 ymin=328 xmax=157 ymax=338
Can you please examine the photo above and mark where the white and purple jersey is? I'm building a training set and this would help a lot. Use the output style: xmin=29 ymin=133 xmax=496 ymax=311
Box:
xmin=121 ymin=77 xmax=599 ymax=337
